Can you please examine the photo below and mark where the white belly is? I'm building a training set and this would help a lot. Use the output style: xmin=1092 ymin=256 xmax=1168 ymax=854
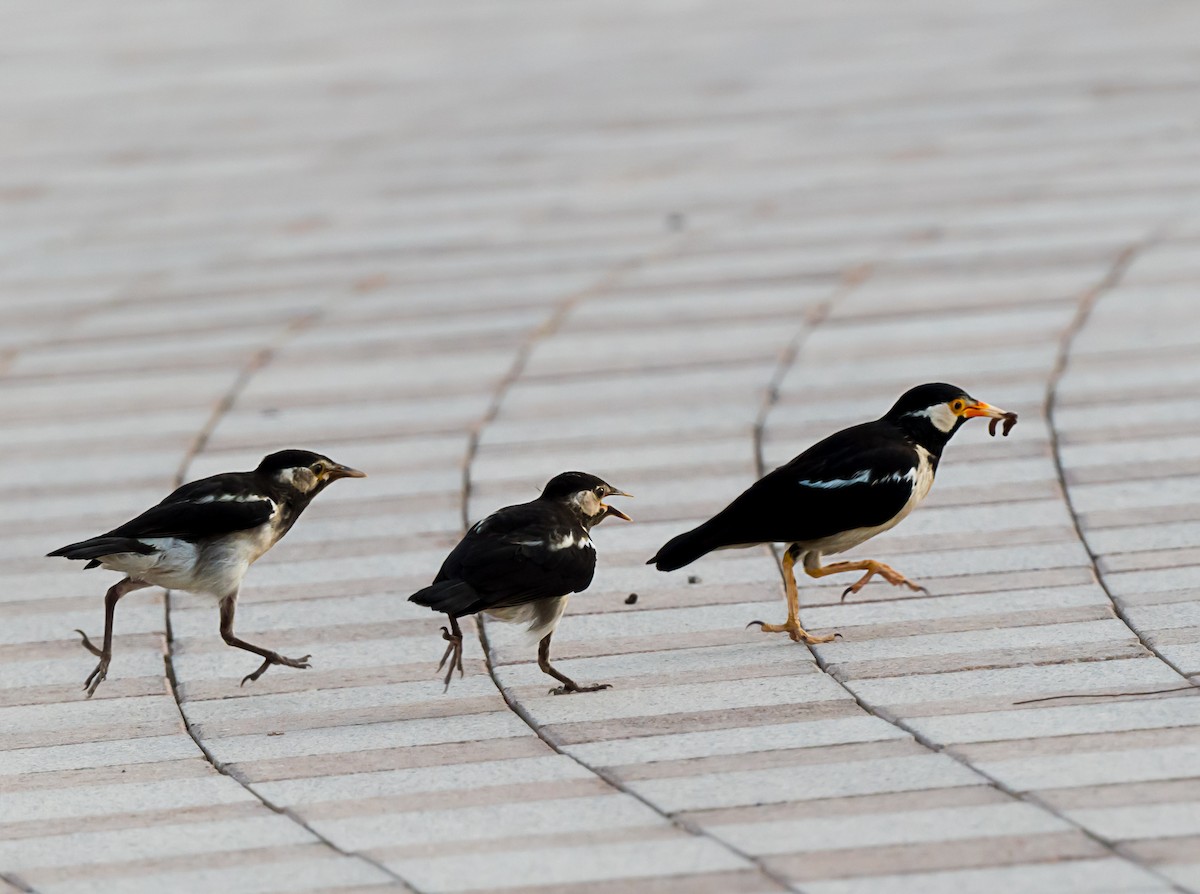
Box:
xmin=98 ymin=528 xmax=271 ymax=599
xmin=99 ymin=538 xmax=200 ymax=587
xmin=486 ymin=595 xmax=569 ymax=641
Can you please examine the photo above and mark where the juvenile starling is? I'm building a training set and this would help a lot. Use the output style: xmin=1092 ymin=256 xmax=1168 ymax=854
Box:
xmin=410 ymin=471 xmax=630 ymax=694
xmin=48 ymin=449 xmax=365 ymax=696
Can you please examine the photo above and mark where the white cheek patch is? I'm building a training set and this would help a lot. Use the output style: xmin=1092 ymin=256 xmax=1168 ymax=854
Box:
xmin=569 ymin=491 xmax=602 ymax=516
xmin=276 ymin=468 xmax=319 ymax=492
xmin=909 ymin=403 xmax=959 ymax=433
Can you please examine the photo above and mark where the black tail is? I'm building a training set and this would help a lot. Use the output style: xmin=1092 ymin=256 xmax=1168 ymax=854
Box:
xmin=409 ymin=580 xmax=483 ymax=617
xmin=47 ymin=537 xmax=156 ymax=565
xmin=648 ymin=524 xmax=721 ymax=571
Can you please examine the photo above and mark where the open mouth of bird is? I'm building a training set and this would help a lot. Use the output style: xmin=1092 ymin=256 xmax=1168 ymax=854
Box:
xmin=603 ymin=492 xmax=633 ymax=521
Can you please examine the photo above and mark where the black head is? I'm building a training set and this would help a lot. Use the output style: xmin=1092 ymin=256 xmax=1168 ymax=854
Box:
xmin=539 ymin=471 xmax=632 ymax=527
xmin=882 ymin=383 xmax=1013 ymax=453
xmin=255 ymin=449 xmax=367 ymax=498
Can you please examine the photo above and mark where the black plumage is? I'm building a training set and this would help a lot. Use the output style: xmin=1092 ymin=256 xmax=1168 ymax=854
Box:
xmin=650 ymin=383 xmax=1016 ymax=642
xmin=411 ymin=471 xmax=630 ymax=693
xmin=48 ymin=449 xmax=366 ymax=696
xmin=55 ymin=500 xmax=276 ymax=569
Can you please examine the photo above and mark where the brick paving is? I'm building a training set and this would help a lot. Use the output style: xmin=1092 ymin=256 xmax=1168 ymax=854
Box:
xmin=4 ymin=0 xmax=1200 ymax=892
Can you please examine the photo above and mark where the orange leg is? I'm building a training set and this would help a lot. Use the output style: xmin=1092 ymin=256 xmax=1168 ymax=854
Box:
xmin=747 ymin=548 xmax=837 ymax=643
xmin=806 ymin=558 xmax=928 ymax=602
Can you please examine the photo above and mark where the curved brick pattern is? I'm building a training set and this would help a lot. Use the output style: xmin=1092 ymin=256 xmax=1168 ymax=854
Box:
xmin=1057 ymin=277 xmax=1200 ymax=681
xmin=6 ymin=1 xmax=1200 ymax=893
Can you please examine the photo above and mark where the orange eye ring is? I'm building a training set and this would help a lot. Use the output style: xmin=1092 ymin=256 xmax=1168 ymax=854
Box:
xmin=951 ymin=399 xmax=966 ymax=414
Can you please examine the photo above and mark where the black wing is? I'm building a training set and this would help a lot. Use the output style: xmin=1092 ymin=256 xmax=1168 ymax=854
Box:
xmin=157 ymin=471 xmax=259 ymax=505
xmin=104 ymin=497 xmax=274 ymax=542
xmin=49 ymin=469 xmax=274 ymax=562
xmin=416 ymin=502 xmax=596 ymax=616
xmin=694 ymin=420 xmax=922 ymax=548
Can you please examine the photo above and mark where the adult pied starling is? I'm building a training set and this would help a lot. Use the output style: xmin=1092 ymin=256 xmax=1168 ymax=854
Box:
xmin=48 ymin=449 xmax=365 ymax=696
xmin=649 ymin=383 xmax=1016 ymax=643
xmin=410 ymin=471 xmax=631 ymax=694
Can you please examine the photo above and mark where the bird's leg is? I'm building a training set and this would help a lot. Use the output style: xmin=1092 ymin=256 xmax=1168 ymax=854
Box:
xmin=539 ymin=632 xmax=610 ymax=695
xmin=219 ymin=593 xmax=311 ymax=686
xmin=76 ymin=577 xmax=149 ymax=698
xmin=437 ymin=615 xmax=464 ymax=691
xmin=748 ymin=546 xmax=837 ymax=644
xmin=805 ymin=558 xmax=928 ymax=602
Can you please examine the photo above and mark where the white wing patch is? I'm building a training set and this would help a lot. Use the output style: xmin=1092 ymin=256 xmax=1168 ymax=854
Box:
xmin=876 ymin=468 xmax=918 ymax=485
xmin=195 ymin=493 xmax=272 ymax=504
xmin=549 ymin=532 xmax=593 ymax=551
xmin=512 ymin=531 xmax=594 ymax=551
xmin=798 ymin=468 xmax=915 ymax=489
xmin=796 ymin=447 xmax=937 ymax=557
xmin=799 ymin=470 xmax=872 ymax=489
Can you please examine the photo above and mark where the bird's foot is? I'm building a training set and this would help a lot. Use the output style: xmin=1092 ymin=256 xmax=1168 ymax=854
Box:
xmin=746 ymin=619 xmax=838 ymax=644
xmin=437 ymin=626 xmax=464 ymax=691
xmin=549 ymin=681 xmax=612 ymax=696
xmin=75 ymin=629 xmax=103 ymax=657
xmin=841 ymin=563 xmax=928 ymax=602
xmin=240 ymin=652 xmax=312 ymax=686
xmin=83 ymin=655 xmax=111 ymax=698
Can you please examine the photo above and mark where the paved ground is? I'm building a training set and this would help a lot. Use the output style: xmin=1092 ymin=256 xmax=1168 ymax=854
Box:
xmin=4 ymin=1 xmax=1200 ymax=892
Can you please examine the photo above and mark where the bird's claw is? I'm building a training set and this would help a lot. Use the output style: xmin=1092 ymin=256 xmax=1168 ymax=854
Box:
xmin=885 ymin=576 xmax=928 ymax=596
xmin=749 ymin=619 xmax=838 ymax=644
xmin=549 ymin=682 xmax=612 ymax=695
xmin=841 ymin=568 xmax=927 ymax=602
xmin=240 ymin=652 xmax=311 ymax=687
xmin=75 ymin=629 xmax=103 ymax=657
xmin=437 ymin=627 xmax=464 ymax=691
xmin=83 ymin=657 xmax=110 ymax=698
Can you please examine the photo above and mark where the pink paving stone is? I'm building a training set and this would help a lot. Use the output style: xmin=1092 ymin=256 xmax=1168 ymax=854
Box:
xmin=6 ymin=0 xmax=1200 ymax=891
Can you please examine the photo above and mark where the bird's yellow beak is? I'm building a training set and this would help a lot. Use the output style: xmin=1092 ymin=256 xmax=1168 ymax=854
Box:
xmin=602 ymin=491 xmax=633 ymax=521
xmin=326 ymin=464 xmax=367 ymax=481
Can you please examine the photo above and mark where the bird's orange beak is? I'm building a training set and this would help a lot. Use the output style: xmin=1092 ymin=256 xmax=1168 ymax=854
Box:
xmin=962 ymin=401 xmax=1008 ymax=420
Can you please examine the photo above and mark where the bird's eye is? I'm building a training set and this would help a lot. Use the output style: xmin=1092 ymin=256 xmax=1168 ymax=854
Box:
xmin=593 ymin=486 xmax=605 ymax=497
xmin=311 ymin=461 xmax=327 ymax=476
xmin=951 ymin=399 xmax=965 ymax=413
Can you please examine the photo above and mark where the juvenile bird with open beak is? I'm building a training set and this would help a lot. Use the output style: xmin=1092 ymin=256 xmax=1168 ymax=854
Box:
xmin=410 ymin=471 xmax=631 ymax=693
xmin=650 ymin=383 xmax=1016 ymax=643
xmin=48 ymin=449 xmax=366 ymax=696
